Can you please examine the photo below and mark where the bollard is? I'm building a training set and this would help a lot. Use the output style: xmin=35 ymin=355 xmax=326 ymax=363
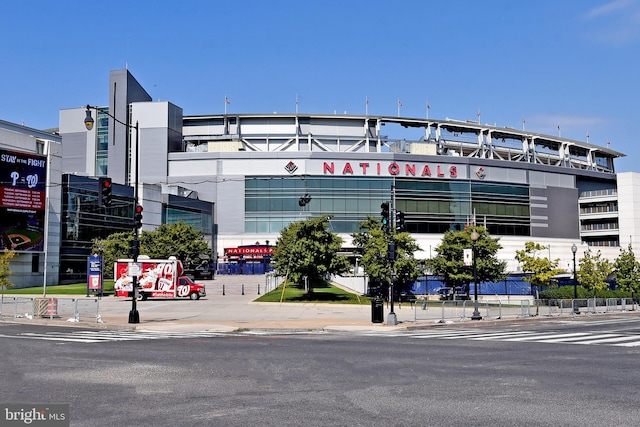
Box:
xmin=222 ymin=284 xmax=225 ymax=296
xmin=242 ymin=284 xmax=245 ymax=295
xmin=257 ymin=283 xmax=260 ymax=295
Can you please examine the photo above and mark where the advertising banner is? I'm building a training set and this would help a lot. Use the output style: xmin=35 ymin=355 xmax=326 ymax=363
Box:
xmin=0 ymin=148 xmax=47 ymax=251
xmin=87 ymin=254 xmax=103 ymax=292
xmin=114 ymin=259 xmax=183 ymax=298
xmin=463 ymin=248 xmax=473 ymax=267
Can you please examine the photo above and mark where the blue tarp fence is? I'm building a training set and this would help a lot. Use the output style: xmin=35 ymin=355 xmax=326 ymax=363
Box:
xmin=217 ymin=263 xmax=273 ymax=275
xmin=411 ymin=275 xmax=533 ymax=296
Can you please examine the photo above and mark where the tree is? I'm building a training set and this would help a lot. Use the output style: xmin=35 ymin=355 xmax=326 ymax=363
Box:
xmin=0 ymin=249 xmax=16 ymax=291
xmin=140 ymin=222 xmax=211 ymax=270
xmin=351 ymin=216 xmax=422 ymax=295
xmin=92 ymin=232 xmax=133 ymax=279
xmin=515 ymin=242 xmax=564 ymax=299
xmin=577 ymin=249 xmax=613 ymax=296
xmin=426 ymin=226 xmax=507 ymax=294
xmin=272 ymin=216 xmax=350 ymax=289
xmin=613 ymin=244 xmax=640 ymax=297
xmin=93 ymin=222 xmax=212 ymax=279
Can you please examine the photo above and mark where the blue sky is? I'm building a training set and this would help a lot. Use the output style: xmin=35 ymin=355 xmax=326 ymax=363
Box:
xmin=1 ymin=0 xmax=639 ymax=171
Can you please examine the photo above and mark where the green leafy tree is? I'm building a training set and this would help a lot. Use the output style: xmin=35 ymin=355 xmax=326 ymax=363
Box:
xmin=93 ymin=222 xmax=212 ymax=279
xmin=577 ymin=249 xmax=613 ymax=296
xmin=426 ymin=226 xmax=507 ymax=293
xmin=351 ymin=216 xmax=422 ymax=294
xmin=613 ymin=244 xmax=640 ymax=297
xmin=515 ymin=242 xmax=564 ymax=298
xmin=0 ymin=249 xmax=16 ymax=291
xmin=272 ymin=216 xmax=350 ymax=289
xmin=140 ymin=222 xmax=211 ymax=270
xmin=92 ymin=232 xmax=133 ymax=279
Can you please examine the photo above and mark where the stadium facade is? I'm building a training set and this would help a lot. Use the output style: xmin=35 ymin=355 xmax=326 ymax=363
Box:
xmin=0 ymin=119 xmax=61 ymax=287
xmin=6 ymin=68 xmax=640 ymax=288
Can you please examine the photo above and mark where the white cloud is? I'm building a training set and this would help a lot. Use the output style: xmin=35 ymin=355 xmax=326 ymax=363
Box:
xmin=586 ymin=0 xmax=634 ymax=19
xmin=582 ymin=0 xmax=640 ymax=45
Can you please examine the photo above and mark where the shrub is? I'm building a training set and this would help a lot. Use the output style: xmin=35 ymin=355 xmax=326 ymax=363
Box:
xmin=539 ymin=285 xmax=631 ymax=300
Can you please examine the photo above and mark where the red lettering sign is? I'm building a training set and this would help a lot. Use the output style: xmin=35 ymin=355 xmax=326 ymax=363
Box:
xmin=225 ymin=247 xmax=274 ymax=256
xmin=321 ymin=161 xmax=458 ymax=178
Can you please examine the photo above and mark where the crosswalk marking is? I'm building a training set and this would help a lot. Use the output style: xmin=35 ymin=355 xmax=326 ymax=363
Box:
xmin=501 ymin=332 xmax=591 ymax=342
xmin=613 ymin=340 xmax=640 ymax=347
xmin=575 ymin=335 xmax=640 ymax=345
xmin=0 ymin=328 xmax=328 ymax=344
xmin=0 ymin=329 xmax=234 ymax=343
xmin=369 ymin=329 xmax=640 ymax=347
xmin=2 ymin=327 xmax=640 ymax=347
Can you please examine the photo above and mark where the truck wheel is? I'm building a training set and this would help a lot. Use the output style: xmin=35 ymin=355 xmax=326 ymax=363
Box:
xmin=190 ymin=292 xmax=199 ymax=300
xmin=138 ymin=293 xmax=147 ymax=301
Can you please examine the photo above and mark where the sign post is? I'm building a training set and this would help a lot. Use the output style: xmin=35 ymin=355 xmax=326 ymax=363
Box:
xmin=87 ymin=254 xmax=103 ymax=296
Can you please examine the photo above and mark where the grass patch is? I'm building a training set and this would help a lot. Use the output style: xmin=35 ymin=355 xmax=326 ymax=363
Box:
xmin=2 ymin=281 xmax=115 ymax=295
xmin=256 ymin=281 xmax=370 ymax=305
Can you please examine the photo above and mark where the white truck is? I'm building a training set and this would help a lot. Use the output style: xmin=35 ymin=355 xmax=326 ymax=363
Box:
xmin=114 ymin=256 xmax=206 ymax=300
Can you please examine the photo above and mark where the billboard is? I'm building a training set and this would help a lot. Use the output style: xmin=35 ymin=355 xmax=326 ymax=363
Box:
xmin=0 ymin=148 xmax=47 ymax=251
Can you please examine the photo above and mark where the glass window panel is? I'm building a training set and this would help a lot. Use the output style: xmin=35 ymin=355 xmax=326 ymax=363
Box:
xmin=345 ymin=198 xmax=358 ymax=212
xmin=245 ymin=220 xmax=256 ymax=233
xmin=256 ymin=220 xmax=269 ymax=234
xmin=358 ymin=198 xmax=371 ymax=213
xmin=256 ymin=198 xmax=269 ymax=211
xmin=269 ymin=220 xmax=284 ymax=233
xmin=269 ymin=197 xmax=283 ymax=211
xmin=505 ymin=204 xmax=514 ymax=216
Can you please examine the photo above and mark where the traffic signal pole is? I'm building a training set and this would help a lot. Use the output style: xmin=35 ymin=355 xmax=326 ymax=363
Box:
xmin=129 ymin=120 xmax=140 ymax=324
xmin=84 ymin=106 xmax=140 ymax=323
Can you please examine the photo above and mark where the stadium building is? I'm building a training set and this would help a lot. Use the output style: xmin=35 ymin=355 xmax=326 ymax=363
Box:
xmin=53 ymin=69 xmax=640 ymax=291
xmin=0 ymin=119 xmax=61 ymax=288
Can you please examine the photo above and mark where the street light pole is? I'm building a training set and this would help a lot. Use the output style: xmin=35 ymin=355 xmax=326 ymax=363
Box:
xmin=84 ymin=105 xmax=140 ymax=323
xmin=571 ymin=243 xmax=579 ymax=315
xmin=387 ymin=182 xmax=398 ymax=325
xmin=470 ymin=230 xmax=482 ymax=320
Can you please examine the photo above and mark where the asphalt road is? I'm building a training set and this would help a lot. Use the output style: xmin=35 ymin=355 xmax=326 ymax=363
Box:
xmin=1 ymin=318 xmax=639 ymax=427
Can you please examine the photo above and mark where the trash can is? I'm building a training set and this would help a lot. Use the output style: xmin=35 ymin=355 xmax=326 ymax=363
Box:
xmin=371 ymin=298 xmax=384 ymax=323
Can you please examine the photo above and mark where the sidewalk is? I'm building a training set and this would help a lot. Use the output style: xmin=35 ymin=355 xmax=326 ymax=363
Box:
xmin=1 ymin=274 xmax=442 ymax=332
xmin=3 ymin=274 xmax=638 ymax=333
xmin=82 ymin=274 xmax=431 ymax=332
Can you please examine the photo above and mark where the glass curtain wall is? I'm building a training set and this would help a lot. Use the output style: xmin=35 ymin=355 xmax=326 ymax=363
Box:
xmin=59 ymin=175 xmax=134 ymax=283
xmin=246 ymin=176 xmax=531 ymax=236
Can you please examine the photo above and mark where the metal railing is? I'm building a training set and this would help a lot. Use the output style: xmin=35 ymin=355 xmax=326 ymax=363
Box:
xmin=411 ymin=298 xmax=638 ymax=323
xmin=535 ymin=298 xmax=638 ymax=316
xmin=0 ymin=296 xmax=102 ymax=323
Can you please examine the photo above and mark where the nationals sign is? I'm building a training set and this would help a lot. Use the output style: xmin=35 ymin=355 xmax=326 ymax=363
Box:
xmin=225 ymin=247 xmax=274 ymax=256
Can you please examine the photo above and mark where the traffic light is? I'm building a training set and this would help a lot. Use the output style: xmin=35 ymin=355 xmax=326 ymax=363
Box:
xmin=298 ymin=193 xmax=312 ymax=207
xmin=380 ymin=202 xmax=390 ymax=232
xmin=98 ymin=177 xmax=112 ymax=207
xmin=134 ymin=204 xmax=143 ymax=229
xmin=388 ymin=240 xmax=396 ymax=261
xmin=395 ymin=210 xmax=406 ymax=232
xmin=131 ymin=239 xmax=140 ymax=258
